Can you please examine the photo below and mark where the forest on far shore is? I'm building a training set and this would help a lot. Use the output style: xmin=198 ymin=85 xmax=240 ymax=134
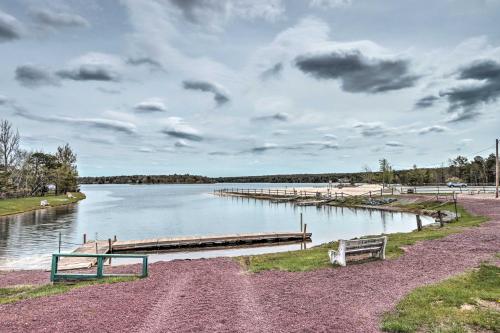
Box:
xmin=78 ymin=153 xmax=498 ymax=186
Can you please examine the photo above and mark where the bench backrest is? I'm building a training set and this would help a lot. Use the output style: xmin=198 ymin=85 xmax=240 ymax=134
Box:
xmin=344 ymin=237 xmax=386 ymax=250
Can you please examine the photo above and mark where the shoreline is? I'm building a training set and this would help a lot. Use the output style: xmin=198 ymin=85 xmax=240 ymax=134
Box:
xmin=0 ymin=198 xmax=497 ymax=332
xmin=0 ymin=195 xmax=463 ymax=273
xmin=0 ymin=192 xmax=86 ymax=218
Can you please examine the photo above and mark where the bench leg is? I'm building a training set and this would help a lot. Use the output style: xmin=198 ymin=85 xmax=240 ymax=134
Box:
xmin=380 ymin=236 xmax=387 ymax=260
xmin=328 ymin=241 xmax=347 ymax=266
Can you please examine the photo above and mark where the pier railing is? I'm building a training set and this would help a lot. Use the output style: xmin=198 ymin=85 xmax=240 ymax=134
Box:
xmin=214 ymin=188 xmax=388 ymax=200
xmin=50 ymin=253 xmax=148 ymax=282
xmin=216 ymin=185 xmax=496 ymax=199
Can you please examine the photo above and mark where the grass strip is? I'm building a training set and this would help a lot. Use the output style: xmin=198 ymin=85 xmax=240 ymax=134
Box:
xmin=238 ymin=202 xmax=487 ymax=273
xmin=0 ymin=276 xmax=136 ymax=305
xmin=0 ymin=192 xmax=86 ymax=217
xmin=381 ymin=264 xmax=500 ymax=333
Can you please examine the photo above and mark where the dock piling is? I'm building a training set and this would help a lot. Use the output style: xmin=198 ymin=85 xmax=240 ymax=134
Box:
xmin=416 ymin=215 xmax=422 ymax=231
xmin=437 ymin=210 xmax=444 ymax=227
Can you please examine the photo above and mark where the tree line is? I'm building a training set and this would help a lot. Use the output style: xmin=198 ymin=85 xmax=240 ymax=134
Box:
xmin=215 ymin=155 xmax=497 ymax=185
xmin=0 ymin=120 xmax=79 ymax=198
xmin=78 ymin=174 xmax=215 ymax=185
xmin=76 ymin=153 xmax=496 ymax=186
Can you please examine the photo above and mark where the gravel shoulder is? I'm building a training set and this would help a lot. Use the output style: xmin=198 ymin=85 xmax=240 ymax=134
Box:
xmin=0 ymin=198 xmax=498 ymax=333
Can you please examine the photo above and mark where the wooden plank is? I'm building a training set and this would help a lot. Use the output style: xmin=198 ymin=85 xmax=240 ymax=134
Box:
xmin=57 ymin=241 xmax=110 ymax=271
xmin=112 ymin=232 xmax=312 ymax=251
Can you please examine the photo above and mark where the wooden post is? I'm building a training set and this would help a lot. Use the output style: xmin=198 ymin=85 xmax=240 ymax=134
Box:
xmin=300 ymin=213 xmax=303 ymax=232
xmin=496 ymin=138 xmax=499 ymax=198
xmin=95 ymin=241 xmax=98 ymax=254
xmin=108 ymin=238 xmax=112 ymax=265
xmin=303 ymin=223 xmax=307 ymax=241
xmin=83 ymin=233 xmax=87 ymax=244
xmin=416 ymin=214 xmax=422 ymax=231
xmin=454 ymin=197 xmax=458 ymax=221
xmin=437 ymin=210 xmax=444 ymax=227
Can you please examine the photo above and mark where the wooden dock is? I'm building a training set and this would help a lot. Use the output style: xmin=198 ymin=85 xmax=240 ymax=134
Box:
xmin=56 ymin=232 xmax=312 ymax=270
xmin=57 ymin=241 xmax=111 ymax=271
xmin=112 ymin=232 xmax=312 ymax=252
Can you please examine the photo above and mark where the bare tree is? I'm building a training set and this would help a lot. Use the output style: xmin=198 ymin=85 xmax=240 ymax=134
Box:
xmin=362 ymin=164 xmax=373 ymax=183
xmin=0 ymin=120 xmax=20 ymax=172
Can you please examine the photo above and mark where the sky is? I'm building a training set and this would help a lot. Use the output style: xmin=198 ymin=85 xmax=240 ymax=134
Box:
xmin=0 ymin=0 xmax=499 ymax=177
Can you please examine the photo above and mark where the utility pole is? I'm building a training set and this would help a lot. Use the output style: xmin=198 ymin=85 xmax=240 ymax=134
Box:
xmin=496 ymin=138 xmax=499 ymax=198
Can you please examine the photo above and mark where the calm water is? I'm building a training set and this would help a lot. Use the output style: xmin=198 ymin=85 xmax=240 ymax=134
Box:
xmin=0 ymin=184 xmax=433 ymax=270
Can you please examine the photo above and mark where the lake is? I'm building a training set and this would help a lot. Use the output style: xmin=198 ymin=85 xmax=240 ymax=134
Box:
xmin=0 ymin=184 xmax=433 ymax=270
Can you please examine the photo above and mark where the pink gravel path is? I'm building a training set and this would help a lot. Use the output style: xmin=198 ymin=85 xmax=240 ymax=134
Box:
xmin=0 ymin=199 xmax=499 ymax=332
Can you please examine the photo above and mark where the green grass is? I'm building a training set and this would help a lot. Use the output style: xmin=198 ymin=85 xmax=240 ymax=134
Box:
xmin=0 ymin=276 xmax=136 ymax=305
xmin=382 ymin=264 xmax=500 ymax=333
xmin=0 ymin=192 xmax=86 ymax=216
xmin=239 ymin=201 xmax=488 ymax=273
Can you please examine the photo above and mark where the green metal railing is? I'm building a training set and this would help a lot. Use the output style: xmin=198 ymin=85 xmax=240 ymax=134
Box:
xmin=50 ymin=253 xmax=149 ymax=282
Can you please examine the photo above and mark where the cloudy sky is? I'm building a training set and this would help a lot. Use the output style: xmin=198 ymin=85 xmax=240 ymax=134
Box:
xmin=1 ymin=0 xmax=500 ymax=177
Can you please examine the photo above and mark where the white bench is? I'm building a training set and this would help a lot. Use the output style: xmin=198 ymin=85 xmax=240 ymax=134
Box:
xmin=328 ymin=236 xmax=387 ymax=266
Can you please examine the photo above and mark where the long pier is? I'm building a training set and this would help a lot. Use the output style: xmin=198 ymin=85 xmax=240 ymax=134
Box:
xmin=112 ymin=232 xmax=312 ymax=252
xmin=57 ymin=232 xmax=312 ymax=270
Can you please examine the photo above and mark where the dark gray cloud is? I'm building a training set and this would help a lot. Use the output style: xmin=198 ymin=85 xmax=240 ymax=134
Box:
xmin=442 ymin=60 xmax=500 ymax=120
xmin=414 ymin=95 xmax=438 ymax=109
xmin=459 ymin=59 xmax=500 ymax=80
xmin=432 ymin=60 xmax=500 ymax=122
xmin=0 ymin=10 xmax=23 ymax=42
xmin=182 ymin=80 xmax=230 ymax=106
xmin=446 ymin=109 xmax=482 ymax=123
xmin=161 ymin=129 xmax=203 ymax=141
xmin=251 ymin=112 xmax=289 ymax=122
xmin=126 ymin=57 xmax=164 ymax=70
xmin=31 ymin=9 xmax=90 ymax=29
xmin=15 ymin=64 xmax=59 ymax=88
xmin=294 ymin=50 xmax=419 ymax=93
xmin=57 ymin=65 xmax=120 ymax=82
xmin=260 ymin=62 xmax=283 ymax=80
xmin=15 ymin=108 xmax=136 ymax=134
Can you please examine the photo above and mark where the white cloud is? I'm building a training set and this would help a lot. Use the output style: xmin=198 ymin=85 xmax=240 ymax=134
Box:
xmin=134 ymin=97 xmax=167 ymax=113
xmin=161 ymin=117 xmax=203 ymax=141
